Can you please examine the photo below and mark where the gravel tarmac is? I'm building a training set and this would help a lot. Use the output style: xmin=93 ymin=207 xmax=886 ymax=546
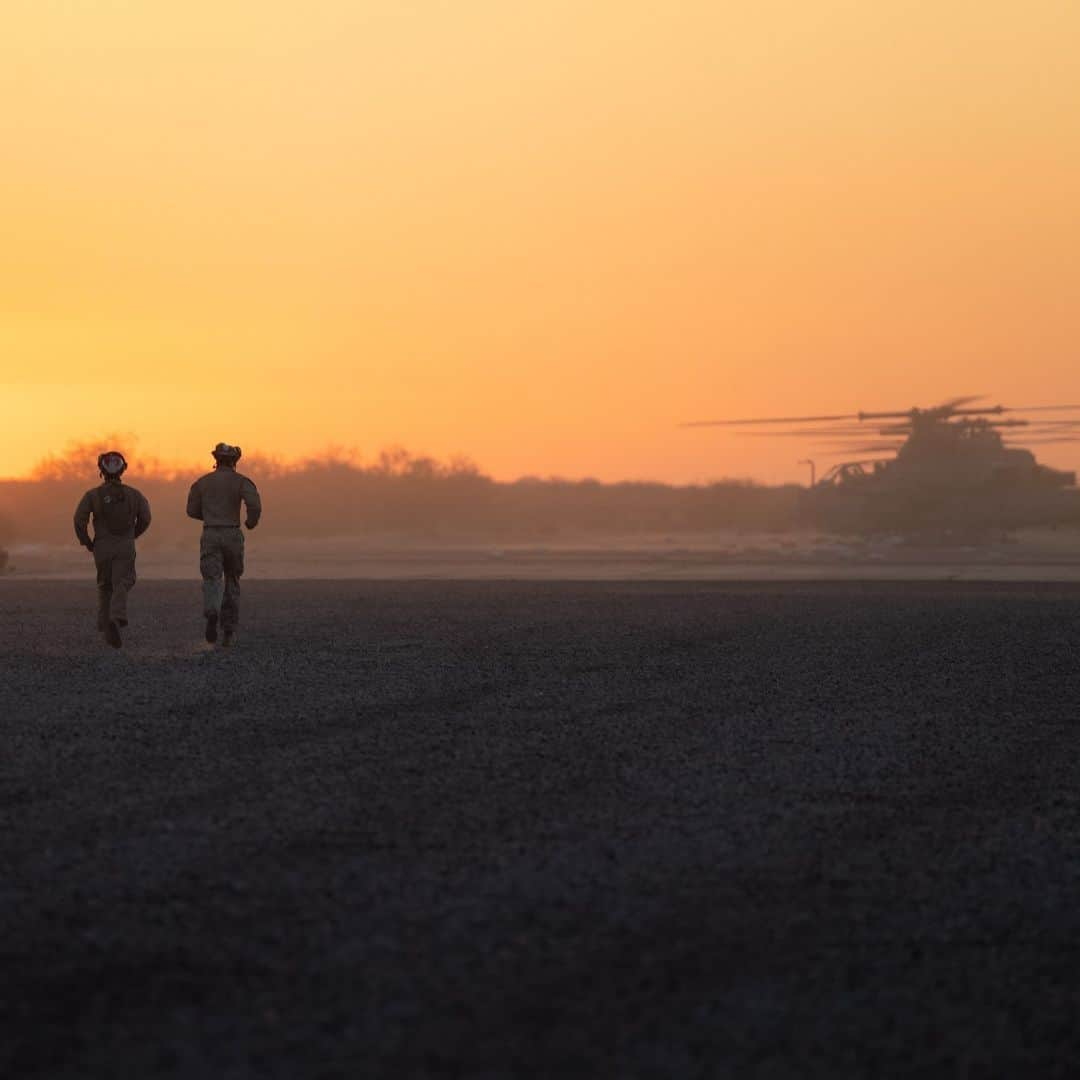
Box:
xmin=3 ymin=580 xmax=1080 ymax=1078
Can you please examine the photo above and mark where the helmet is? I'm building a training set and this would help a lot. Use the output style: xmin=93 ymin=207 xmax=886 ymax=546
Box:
xmin=97 ymin=451 xmax=128 ymax=478
xmin=212 ymin=442 xmax=242 ymax=465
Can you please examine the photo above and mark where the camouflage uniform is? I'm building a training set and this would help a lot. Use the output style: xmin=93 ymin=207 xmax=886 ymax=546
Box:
xmin=73 ymin=481 xmax=152 ymax=632
xmin=186 ymin=466 xmax=261 ymax=633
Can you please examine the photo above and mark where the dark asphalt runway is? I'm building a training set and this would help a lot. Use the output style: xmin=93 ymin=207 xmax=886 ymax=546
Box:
xmin=4 ymin=580 xmax=1080 ymax=1078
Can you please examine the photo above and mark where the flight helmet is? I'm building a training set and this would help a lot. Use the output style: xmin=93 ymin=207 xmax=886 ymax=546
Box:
xmin=98 ymin=451 xmax=128 ymax=479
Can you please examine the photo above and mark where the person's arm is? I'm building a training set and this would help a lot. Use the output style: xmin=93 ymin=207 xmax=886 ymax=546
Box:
xmin=241 ymin=477 xmax=262 ymax=529
xmin=73 ymin=491 xmax=95 ymax=550
xmin=186 ymin=481 xmax=204 ymax=521
xmin=133 ymin=490 xmax=152 ymax=539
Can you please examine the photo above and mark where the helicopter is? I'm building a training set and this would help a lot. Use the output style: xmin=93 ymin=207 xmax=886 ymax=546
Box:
xmin=684 ymin=397 xmax=1080 ymax=535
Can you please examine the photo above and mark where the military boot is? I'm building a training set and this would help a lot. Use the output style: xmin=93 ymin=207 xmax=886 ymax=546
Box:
xmin=205 ymin=611 xmax=218 ymax=644
xmin=105 ymin=620 xmax=122 ymax=649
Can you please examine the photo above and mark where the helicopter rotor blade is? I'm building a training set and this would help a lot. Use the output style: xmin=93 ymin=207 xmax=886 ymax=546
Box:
xmin=743 ymin=425 xmax=878 ymax=437
xmin=680 ymin=413 xmax=859 ymax=427
xmin=855 ymin=409 xmax=920 ymax=420
xmin=942 ymin=405 xmax=1006 ymax=417
xmin=933 ymin=395 xmax=986 ymax=412
xmin=1006 ymin=436 xmax=1080 ymax=445
xmin=682 ymin=401 xmax=1080 ymax=431
xmin=819 ymin=443 xmax=904 ymax=454
xmin=820 ymin=447 xmax=896 ymax=458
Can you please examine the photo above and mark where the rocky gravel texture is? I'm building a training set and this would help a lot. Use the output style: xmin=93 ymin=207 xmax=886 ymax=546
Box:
xmin=4 ymin=580 xmax=1080 ymax=1078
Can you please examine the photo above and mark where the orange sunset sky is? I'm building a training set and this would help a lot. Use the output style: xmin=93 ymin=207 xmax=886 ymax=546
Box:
xmin=3 ymin=1 xmax=1078 ymax=484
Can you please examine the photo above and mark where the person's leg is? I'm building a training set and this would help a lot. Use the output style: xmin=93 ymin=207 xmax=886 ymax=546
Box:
xmin=200 ymin=531 xmax=225 ymax=642
xmin=95 ymin=553 xmax=123 ymax=647
xmin=95 ymin=555 xmax=112 ymax=633
xmin=220 ymin=530 xmax=245 ymax=641
xmin=109 ymin=549 xmax=136 ymax=627
xmin=200 ymin=533 xmax=224 ymax=615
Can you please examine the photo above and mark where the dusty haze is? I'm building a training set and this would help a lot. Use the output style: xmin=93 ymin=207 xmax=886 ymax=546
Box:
xmin=0 ymin=442 xmax=798 ymax=560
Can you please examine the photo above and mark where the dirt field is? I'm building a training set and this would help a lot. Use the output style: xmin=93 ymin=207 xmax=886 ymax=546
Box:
xmin=10 ymin=527 xmax=1080 ymax=582
xmin=4 ymin=580 xmax=1080 ymax=1077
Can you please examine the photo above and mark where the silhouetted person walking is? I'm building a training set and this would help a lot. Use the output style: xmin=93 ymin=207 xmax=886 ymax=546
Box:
xmin=73 ymin=451 xmax=152 ymax=648
xmin=187 ymin=443 xmax=261 ymax=646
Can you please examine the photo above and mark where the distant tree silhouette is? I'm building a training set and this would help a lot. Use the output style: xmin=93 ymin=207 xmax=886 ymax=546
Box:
xmin=0 ymin=445 xmax=801 ymax=546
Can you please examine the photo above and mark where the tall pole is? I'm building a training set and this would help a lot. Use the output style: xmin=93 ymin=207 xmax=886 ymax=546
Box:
xmin=798 ymin=458 xmax=816 ymax=487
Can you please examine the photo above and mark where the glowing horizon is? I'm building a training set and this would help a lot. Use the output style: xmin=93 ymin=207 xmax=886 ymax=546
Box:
xmin=3 ymin=2 xmax=1078 ymax=485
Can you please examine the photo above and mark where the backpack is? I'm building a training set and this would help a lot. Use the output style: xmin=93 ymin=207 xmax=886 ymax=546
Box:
xmin=94 ymin=484 xmax=136 ymax=537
